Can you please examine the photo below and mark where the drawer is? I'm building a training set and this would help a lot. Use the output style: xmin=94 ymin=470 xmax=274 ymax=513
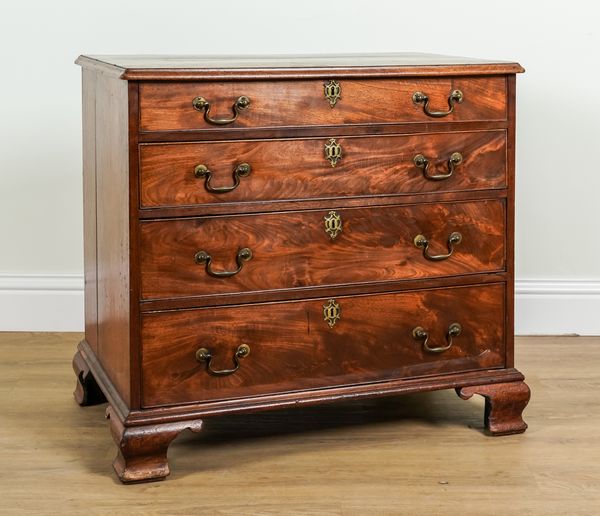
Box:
xmin=141 ymin=283 xmax=506 ymax=407
xmin=139 ymin=131 xmax=507 ymax=208
xmin=140 ymin=199 xmax=505 ymax=300
xmin=138 ymin=77 xmax=507 ymax=132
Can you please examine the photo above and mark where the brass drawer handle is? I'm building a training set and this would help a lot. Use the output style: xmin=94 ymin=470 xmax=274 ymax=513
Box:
xmin=413 ymin=231 xmax=462 ymax=261
xmin=412 ymin=89 xmax=463 ymax=118
xmin=413 ymin=152 xmax=463 ymax=181
xmin=196 ymin=344 xmax=250 ymax=376
xmin=192 ymin=95 xmax=250 ymax=125
xmin=412 ymin=323 xmax=462 ymax=353
xmin=194 ymin=163 xmax=251 ymax=193
xmin=194 ymin=247 xmax=252 ymax=278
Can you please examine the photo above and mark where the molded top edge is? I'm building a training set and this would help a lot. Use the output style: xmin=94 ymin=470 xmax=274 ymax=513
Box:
xmin=75 ymin=53 xmax=524 ymax=80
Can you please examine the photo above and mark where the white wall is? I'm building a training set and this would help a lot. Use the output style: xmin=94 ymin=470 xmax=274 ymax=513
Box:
xmin=0 ymin=0 xmax=598 ymax=333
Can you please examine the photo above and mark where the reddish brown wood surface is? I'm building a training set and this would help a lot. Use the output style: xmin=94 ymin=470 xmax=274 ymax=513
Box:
xmin=139 ymin=130 xmax=506 ymax=208
xmin=107 ymin=406 xmax=203 ymax=483
xmin=127 ymin=82 xmax=143 ymax=409
xmin=82 ymin=69 xmax=98 ymax=354
xmin=139 ymin=272 xmax=507 ymax=312
xmin=457 ymin=380 xmax=530 ymax=435
xmin=76 ymin=53 xmax=524 ymax=81
xmin=87 ymin=72 xmax=132 ymax=405
xmin=140 ymin=199 xmax=505 ymax=299
xmin=72 ymin=349 xmax=106 ymax=406
xmin=138 ymin=188 xmax=507 ymax=221
xmin=137 ymin=120 xmax=509 ymax=146
xmin=139 ymin=77 xmax=507 ymax=132
xmin=141 ymin=283 xmax=505 ymax=407
xmin=505 ymin=75 xmax=517 ymax=368
xmin=74 ymin=55 xmax=525 ymax=483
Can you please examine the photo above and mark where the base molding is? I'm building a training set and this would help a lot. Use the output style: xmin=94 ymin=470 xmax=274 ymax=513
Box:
xmin=77 ymin=338 xmax=525 ymax=427
xmin=76 ymin=341 xmax=529 ymax=483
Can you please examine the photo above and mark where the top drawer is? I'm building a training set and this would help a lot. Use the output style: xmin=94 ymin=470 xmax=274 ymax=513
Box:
xmin=138 ymin=76 xmax=507 ymax=132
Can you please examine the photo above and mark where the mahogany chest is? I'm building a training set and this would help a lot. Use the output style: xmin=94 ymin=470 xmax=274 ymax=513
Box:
xmin=73 ymin=53 xmax=529 ymax=483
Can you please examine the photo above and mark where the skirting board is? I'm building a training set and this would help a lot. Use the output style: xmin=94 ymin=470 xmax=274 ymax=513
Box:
xmin=514 ymin=279 xmax=600 ymax=336
xmin=0 ymin=274 xmax=599 ymax=335
xmin=0 ymin=274 xmax=84 ymax=333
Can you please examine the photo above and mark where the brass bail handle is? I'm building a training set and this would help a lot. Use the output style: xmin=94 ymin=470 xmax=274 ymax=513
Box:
xmin=413 ymin=231 xmax=462 ymax=261
xmin=196 ymin=344 xmax=250 ymax=376
xmin=194 ymin=247 xmax=253 ymax=278
xmin=412 ymin=89 xmax=463 ymax=118
xmin=194 ymin=163 xmax=252 ymax=193
xmin=412 ymin=323 xmax=462 ymax=353
xmin=413 ymin=152 xmax=463 ymax=181
xmin=192 ymin=95 xmax=250 ymax=125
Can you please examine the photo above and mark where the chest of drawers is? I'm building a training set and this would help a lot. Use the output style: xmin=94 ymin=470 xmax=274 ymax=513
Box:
xmin=73 ymin=53 xmax=529 ymax=483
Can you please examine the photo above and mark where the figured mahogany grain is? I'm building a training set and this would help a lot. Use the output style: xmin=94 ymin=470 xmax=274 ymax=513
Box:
xmin=138 ymin=77 xmax=507 ymax=132
xmin=75 ymin=54 xmax=526 ymax=484
xmin=141 ymin=283 xmax=505 ymax=407
xmin=140 ymin=199 xmax=505 ymax=299
xmin=139 ymin=130 xmax=507 ymax=208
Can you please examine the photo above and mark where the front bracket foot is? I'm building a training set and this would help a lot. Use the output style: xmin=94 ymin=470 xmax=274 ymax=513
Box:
xmin=456 ymin=380 xmax=531 ymax=435
xmin=107 ymin=406 xmax=203 ymax=483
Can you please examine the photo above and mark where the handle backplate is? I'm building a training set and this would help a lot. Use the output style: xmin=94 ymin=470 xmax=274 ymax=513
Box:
xmin=194 ymin=162 xmax=251 ymax=193
xmin=413 ymin=152 xmax=463 ymax=181
xmin=412 ymin=322 xmax=462 ymax=353
xmin=412 ymin=89 xmax=463 ymax=118
xmin=196 ymin=344 xmax=250 ymax=376
xmin=414 ymin=231 xmax=462 ymax=261
xmin=192 ymin=95 xmax=250 ymax=125
xmin=195 ymin=247 xmax=253 ymax=278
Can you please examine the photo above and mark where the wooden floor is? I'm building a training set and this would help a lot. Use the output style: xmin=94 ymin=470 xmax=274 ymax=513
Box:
xmin=1 ymin=334 xmax=599 ymax=515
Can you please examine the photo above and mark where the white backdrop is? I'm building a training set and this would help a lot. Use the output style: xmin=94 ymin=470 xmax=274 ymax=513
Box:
xmin=0 ymin=0 xmax=598 ymax=333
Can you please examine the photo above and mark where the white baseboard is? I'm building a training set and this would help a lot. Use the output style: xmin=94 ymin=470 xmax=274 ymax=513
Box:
xmin=0 ymin=274 xmax=599 ymax=335
xmin=0 ymin=274 xmax=84 ymax=332
xmin=514 ymin=279 xmax=600 ymax=335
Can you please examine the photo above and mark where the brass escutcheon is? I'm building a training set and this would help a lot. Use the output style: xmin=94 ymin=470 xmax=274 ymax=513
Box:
xmin=324 ymin=138 xmax=343 ymax=168
xmin=324 ymin=210 xmax=343 ymax=240
xmin=324 ymin=79 xmax=341 ymax=107
xmin=323 ymin=299 xmax=341 ymax=328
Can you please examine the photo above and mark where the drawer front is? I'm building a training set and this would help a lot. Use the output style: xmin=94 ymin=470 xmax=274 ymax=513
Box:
xmin=139 ymin=131 xmax=506 ymax=208
xmin=141 ymin=283 xmax=506 ymax=407
xmin=140 ymin=200 xmax=505 ymax=300
xmin=139 ymin=77 xmax=507 ymax=132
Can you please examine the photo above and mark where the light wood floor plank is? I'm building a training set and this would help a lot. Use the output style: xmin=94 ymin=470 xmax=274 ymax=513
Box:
xmin=0 ymin=333 xmax=598 ymax=515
